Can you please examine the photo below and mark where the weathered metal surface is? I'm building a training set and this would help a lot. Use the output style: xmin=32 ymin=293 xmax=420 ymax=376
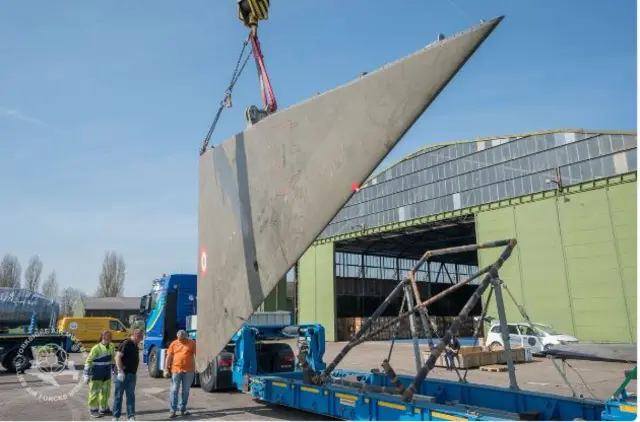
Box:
xmin=401 ymin=239 xmax=518 ymax=401
xmin=196 ymin=16 xmax=504 ymax=371
xmin=323 ymin=261 xmax=492 ymax=376
xmin=381 ymin=359 xmax=405 ymax=394
xmin=543 ymin=344 xmax=638 ymax=363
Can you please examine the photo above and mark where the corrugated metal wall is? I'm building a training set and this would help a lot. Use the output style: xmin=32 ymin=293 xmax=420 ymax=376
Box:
xmin=477 ymin=181 xmax=636 ymax=343
xmin=298 ymin=243 xmax=336 ymax=341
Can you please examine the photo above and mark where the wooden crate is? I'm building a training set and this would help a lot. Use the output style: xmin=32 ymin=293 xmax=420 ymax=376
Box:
xmin=422 ymin=346 xmax=527 ymax=369
xmin=480 ymin=365 xmax=507 ymax=372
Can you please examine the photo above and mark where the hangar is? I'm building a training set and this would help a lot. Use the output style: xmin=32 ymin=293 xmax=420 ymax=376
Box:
xmin=293 ymin=129 xmax=637 ymax=343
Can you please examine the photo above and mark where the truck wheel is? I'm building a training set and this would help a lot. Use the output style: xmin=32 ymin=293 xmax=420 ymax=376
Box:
xmin=200 ymin=360 xmax=218 ymax=393
xmin=3 ymin=349 xmax=32 ymax=374
xmin=147 ymin=347 xmax=162 ymax=378
xmin=56 ymin=347 xmax=67 ymax=366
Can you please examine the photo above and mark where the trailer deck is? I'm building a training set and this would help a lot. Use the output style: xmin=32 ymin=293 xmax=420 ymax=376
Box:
xmin=249 ymin=369 xmax=607 ymax=421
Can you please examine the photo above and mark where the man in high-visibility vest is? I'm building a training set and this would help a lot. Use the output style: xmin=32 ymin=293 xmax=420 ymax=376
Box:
xmin=84 ymin=330 xmax=116 ymax=418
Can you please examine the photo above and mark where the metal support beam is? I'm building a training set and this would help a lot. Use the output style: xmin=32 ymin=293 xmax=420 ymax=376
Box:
xmin=401 ymin=272 xmax=494 ymax=401
xmin=400 ymin=239 xmax=517 ymax=401
xmin=318 ymin=278 xmax=408 ymax=379
xmin=404 ymin=284 xmax=422 ymax=372
xmin=492 ymin=277 xmax=518 ymax=390
xmin=435 ymin=263 xmax=443 ymax=283
xmin=443 ymin=263 xmax=454 ymax=284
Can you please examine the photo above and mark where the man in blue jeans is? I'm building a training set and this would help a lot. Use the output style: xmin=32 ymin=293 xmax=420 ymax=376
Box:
xmin=164 ymin=330 xmax=196 ymax=418
xmin=113 ymin=329 xmax=143 ymax=421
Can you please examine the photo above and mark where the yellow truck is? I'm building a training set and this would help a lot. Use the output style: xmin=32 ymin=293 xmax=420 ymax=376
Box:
xmin=58 ymin=317 xmax=129 ymax=351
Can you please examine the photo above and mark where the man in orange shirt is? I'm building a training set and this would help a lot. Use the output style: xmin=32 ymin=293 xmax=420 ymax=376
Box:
xmin=164 ymin=330 xmax=196 ymax=418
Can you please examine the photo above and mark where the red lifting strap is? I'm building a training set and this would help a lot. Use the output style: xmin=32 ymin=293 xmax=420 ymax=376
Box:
xmin=249 ymin=33 xmax=277 ymax=114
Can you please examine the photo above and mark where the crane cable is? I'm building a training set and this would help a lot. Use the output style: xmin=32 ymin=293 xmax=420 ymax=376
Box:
xmin=199 ymin=40 xmax=253 ymax=156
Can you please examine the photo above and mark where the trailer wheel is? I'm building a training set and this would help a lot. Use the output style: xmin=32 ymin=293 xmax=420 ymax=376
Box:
xmin=3 ymin=349 xmax=32 ymax=374
xmin=200 ymin=360 xmax=218 ymax=393
xmin=56 ymin=346 xmax=68 ymax=366
xmin=147 ymin=347 xmax=162 ymax=378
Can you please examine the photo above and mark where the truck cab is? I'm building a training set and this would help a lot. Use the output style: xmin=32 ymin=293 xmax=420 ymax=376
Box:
xmin=139 ymin=273 xmax=304 ymax=393
xmin=139 ymin=273 xmax=198 ymax=379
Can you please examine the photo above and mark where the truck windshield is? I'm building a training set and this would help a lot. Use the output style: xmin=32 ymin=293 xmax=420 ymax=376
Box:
xmin=150 ymin=289 xmax=160 ymax=312
xmin=139 ymin=289 xmax=161 ymax=317
xmin=139 ymin=296 xmax=147 ymax=315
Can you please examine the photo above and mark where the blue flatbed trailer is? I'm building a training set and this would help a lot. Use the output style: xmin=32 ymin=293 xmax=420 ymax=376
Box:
xmin=601 ymin=367 xmax=637 ymax=421
xmin=177 ymin=315 xmax=635 ymax=421
xmin=249 ymin=370 xmax=609 ymax=421
xmin=204 ymin=321 xmax=635 ymax=420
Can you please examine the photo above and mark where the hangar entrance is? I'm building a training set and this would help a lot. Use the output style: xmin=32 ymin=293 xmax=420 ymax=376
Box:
xmin=333 ymin=216 xmax=482 ymax=341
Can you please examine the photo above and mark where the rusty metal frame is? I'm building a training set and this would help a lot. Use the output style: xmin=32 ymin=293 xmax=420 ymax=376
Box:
xmin=306 ymin=238 xmax=518 ymax=403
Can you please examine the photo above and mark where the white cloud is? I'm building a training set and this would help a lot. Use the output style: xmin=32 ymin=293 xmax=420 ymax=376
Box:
xmin=0 ymin=106 xmax=47 ymax=126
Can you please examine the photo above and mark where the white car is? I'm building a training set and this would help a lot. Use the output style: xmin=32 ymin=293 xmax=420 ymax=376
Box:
xmin=486 ymin=322 xmax=579 ymax=354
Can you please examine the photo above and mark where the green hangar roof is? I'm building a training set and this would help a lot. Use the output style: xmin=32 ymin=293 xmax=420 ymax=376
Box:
xmin=316 ymin=129 xmax=637 ymax=243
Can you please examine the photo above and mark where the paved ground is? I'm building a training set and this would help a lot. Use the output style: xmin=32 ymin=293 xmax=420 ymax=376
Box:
xmin=0 ymin=342 xmax=634 ymax=420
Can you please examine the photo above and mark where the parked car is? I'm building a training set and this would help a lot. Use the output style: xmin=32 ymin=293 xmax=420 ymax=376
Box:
xmin=485 ymin=321 xmax=578 ymax=354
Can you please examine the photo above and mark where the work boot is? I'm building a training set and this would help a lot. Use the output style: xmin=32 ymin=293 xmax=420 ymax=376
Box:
xmin=181 ymin=410 xmax=190 ymax=416
xmin=169 ymin=411 xmax=177 ymax=418
xmin=100 ymin=409 xmax=113 ymax=416
xmin=90 ymin=409 xmax=101 ymax=418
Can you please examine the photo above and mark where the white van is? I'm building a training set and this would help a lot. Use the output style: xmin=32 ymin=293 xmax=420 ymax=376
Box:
xmin=486 ymin=322 xmax=578 ymax=354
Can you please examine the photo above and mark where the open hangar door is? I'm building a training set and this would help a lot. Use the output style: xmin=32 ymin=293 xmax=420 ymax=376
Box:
xmin=333 ymin=216 xmax=482 ymax=341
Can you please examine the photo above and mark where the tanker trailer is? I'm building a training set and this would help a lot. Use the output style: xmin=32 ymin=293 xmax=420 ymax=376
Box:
xmin=0 ymin=288 xmax=70 ymax=373
xmin=0 ymin=288 xmax=60 ymax=331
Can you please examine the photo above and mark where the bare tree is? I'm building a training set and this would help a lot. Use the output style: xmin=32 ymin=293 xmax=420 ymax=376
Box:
xmin=42 ymin=271 xmax=59 ymax=300
xmin=24 ymin=255 xmax=43 ymax=291
xmin=60 ymin=287 xmax=85 ymax=316
xmin=0 ymin=253 xmax=22 ymax=288
xmin=96 ymin=251 xmax=126 ymax=297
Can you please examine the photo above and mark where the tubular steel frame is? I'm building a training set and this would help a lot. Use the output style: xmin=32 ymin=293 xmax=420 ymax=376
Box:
xmin=302 ymin=238 xmax=519 ymax=403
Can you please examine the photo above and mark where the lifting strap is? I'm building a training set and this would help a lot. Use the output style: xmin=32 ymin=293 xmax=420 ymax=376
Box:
xmin=199 ymin=0 xmax=274 ymax=154
xmin=237 ymin=0 xmax=277 ymax=115
xmin=249 ymin=33 xmax=277 ymax=114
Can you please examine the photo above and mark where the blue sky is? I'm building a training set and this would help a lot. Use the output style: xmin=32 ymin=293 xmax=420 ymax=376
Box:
xmin=0 ymin=1 xmax=636 ymax=297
